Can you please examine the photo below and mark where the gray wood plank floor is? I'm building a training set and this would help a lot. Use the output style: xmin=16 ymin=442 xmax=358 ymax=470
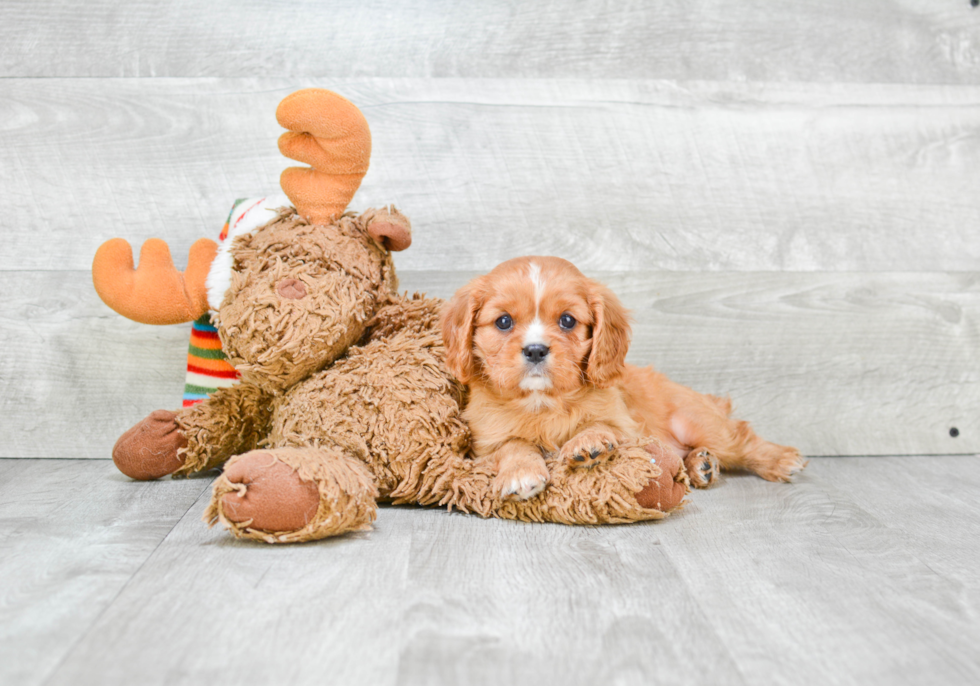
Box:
xmin=0 ymin=460 xmax=212 ymax=686
xmin=2 ymin=457 xmax=978 ymax=686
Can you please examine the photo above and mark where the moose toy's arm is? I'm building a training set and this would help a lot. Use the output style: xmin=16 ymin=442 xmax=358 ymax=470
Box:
xmin=111 ymin=382 xmax=273 ymax=480
xmin=93 ymin=234 xmax=276 ymax=479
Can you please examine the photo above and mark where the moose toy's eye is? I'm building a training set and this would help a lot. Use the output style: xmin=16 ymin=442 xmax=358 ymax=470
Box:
xmin=559 ymin=313 xmax=576 ymax=330
xmin=495 ymin=314 xmax=513 ymax=331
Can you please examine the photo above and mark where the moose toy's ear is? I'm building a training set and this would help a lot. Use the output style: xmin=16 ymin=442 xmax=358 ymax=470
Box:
xmin=277 ymin=89 xmax=372 ymax=225
xmin=362 ymin=206 xmax=412 ymax=252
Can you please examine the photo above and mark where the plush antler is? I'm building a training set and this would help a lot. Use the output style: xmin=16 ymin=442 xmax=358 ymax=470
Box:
xmin=276 ymin=89 xmax=372 ymax=225
xmin=92 ymin=237 xmax=218 ymax=325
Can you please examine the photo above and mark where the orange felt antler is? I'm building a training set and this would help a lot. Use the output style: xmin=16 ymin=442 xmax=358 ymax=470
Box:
xmin=276 ymin=89 xmax=372 ymax=225
xmin=92 ymin=237 xmax=217 ymax=325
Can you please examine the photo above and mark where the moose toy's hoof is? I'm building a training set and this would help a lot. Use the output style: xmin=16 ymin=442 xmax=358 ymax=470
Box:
xmin=218 ymin=452 xmax=320 ymax=532
xmin=112 ymin=410 xmax=187 ymax=480
xmin=206 ymin=447 xmax=379 ymax=543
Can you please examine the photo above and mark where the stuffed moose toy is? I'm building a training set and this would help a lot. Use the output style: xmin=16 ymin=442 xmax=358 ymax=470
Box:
xmin=92 ymin=88 xmax=688 ymax=543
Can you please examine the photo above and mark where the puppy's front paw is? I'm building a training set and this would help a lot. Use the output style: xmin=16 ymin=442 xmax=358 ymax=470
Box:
xmin=494 ymin=461 xmax=549 ymax=501
xmin=685 ymin=448 xmax=720 ymax=488
xmin=560 ymin=428 xmax=619 ymax=469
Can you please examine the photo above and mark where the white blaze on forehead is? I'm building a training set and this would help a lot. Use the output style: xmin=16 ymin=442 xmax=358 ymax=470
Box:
xmin=522 ymin=261 xmax=549 ymax=347
xmin=523 ymin=319 xmax=547 ymax=347
xmin=528 ymin=262 xmax=545 ymax=312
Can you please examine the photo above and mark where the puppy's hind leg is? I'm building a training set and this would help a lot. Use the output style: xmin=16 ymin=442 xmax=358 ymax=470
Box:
xmin=697 ymin=416 xmax=806 ymax=483
xmin=673 ymin=407 xmax=806 ymax=486
xmin=734 ymin=425 xmax=807 ymax=483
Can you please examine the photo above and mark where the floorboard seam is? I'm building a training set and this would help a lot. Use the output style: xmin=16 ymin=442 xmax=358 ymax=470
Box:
xmin=655 ymin=526 xmax=752 ymax=686
xmin=37 ymin=474 xmax=217 ymax=686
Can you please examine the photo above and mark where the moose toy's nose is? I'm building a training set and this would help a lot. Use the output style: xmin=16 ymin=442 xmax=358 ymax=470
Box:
xmin=522 ymin=344 xmax=550 ymax=364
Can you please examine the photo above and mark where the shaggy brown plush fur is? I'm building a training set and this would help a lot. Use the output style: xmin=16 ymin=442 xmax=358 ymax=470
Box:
xmin=206 ymin=442 xmax=684 ymax=543
xmin=216 ymin=209 xmax=397 ymax=392
xmin=428 ymin=442 xmax=686 ymax=525
xmin=110 ymin=206 xmax=688 ymax=543
xmin=97 ymin=88 xmax=690 ymax=542
xmin=174 ymin=382 xmax=273 ymax=476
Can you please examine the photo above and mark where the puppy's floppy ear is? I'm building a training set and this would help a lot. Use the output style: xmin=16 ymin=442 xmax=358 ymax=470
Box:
xmin=441 ymin=279 xmax=484 ymax=384
xmin=586 ymin=280 xmax=632 ymax=387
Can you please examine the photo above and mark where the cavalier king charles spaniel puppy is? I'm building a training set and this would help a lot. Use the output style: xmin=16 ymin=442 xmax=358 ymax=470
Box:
xmin=441 ymin=256 xmax=805 ymax=501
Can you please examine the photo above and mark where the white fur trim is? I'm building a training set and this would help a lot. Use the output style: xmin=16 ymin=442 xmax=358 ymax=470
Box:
xmin=184 ymin=371 xmax=240 ymax=389
xmin=206 ymin=195 xmax=292 ymax=313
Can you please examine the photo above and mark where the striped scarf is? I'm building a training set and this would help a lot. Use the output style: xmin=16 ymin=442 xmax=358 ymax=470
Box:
xmin=182 ymin=315 xmax=239 ymax=406
xmin=181 ymin=200 xmax=245 ymax=406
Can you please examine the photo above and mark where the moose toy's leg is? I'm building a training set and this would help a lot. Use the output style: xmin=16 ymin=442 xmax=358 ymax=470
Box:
xmin=421 ymin=441 xmax=689 ymax=525
xmin=112 ymin=383 xmax=272 ymax=480
xmin=205 ymin=447 xmax=380 ymax=543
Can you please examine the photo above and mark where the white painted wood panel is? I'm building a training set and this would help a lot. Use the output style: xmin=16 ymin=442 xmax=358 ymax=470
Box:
xmin=2 ymin=1 xmax=978 ymax=84
xmin=2 ymin=78 xmax=979 ymax=273
xmin=2 ymin=270 xmax=975 ymax=459
xmin=0 ymin=270 xmax=190 ymax=459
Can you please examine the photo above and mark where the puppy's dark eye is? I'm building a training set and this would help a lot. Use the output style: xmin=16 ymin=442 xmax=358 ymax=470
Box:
xmin=495 ymin=314 xmax=513 ymax=331
xmin=559 ymin=313 xmax=576 ymax=330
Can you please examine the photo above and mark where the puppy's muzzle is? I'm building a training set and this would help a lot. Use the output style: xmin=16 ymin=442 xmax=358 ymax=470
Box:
xmin=523 ymin=344 xmax=549 ymax=364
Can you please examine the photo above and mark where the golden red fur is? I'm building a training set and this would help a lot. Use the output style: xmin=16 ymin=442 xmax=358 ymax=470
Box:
xmin=441 ymin=256 xmax=806 ymax=500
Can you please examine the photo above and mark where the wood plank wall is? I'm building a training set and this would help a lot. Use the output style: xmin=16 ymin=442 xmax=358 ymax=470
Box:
xmin=1 ymin=1 xmax=978 ymax=458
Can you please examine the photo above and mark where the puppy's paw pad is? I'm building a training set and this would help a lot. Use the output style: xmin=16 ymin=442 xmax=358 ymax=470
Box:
xmin=685 ymin=449 xmax=720 ymax=489
xmin=560 ymin=430 xmax=619 ymax=469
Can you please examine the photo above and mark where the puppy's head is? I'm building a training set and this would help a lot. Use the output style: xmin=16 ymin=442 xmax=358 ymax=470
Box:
xmin=441 ymin=257 xmax=631 ymax=395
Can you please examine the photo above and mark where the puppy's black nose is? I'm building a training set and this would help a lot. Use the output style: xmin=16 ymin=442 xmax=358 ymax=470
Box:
xmin=523 ymin=344 xmax=549 ymax=364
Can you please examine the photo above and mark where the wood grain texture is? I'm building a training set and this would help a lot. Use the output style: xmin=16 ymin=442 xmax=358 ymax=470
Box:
xmin=3 ymin=270 xmax=975 ymax=459
xmin=0 ymin=460 xmax=212 ymax=686
xmin=0 ymin=271 xmax=190 ymax=459
xmin=403 ymin=269 xmax=980 ymax=457
xmin=656 ymin=457 xmax=980 ymax=685
xmin=2 ymin=78 xmax=979 ymax=273
xmin=47 ymin=481 xmax=418 ymax=686
xmin=1 ymin=1 xmax=979 ymax=83
xmin=4 ymin=456 xmax=970 ymax=686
